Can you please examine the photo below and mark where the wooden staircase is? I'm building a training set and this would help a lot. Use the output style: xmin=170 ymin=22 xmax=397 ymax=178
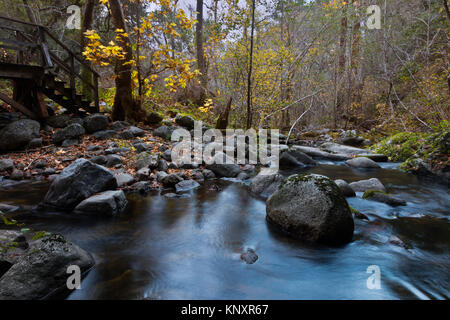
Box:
xmin=0 ymin=15 xmax=99 ymax=120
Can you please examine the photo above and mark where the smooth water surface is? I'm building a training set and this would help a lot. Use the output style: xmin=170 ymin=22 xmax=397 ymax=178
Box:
xmin=0 ymin=163 xmax=449 ymax=300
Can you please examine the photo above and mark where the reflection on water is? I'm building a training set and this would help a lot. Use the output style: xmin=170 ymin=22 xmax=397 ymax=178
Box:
xmin=0 ymin=163 xmax=448 ymax=300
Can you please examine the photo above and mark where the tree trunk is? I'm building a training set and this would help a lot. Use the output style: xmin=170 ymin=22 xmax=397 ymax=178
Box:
xmin=195 ymin=0 xmax=207 ymax=99
xmin=108 ymin=0 xmax=140 ymax=122
xmin=336 ymin=7 xmax=348 ymax=127
xmin=81 ymin=0 xmax=97 ymax=100
xmin=246 ymin=0 xmax=256 ymax=130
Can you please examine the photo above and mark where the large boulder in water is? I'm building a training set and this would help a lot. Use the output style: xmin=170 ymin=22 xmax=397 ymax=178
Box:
xmin=266 ymin=174 xmax=354 ymax=245
xmin=43 ymin=159 xmax=117 ymax=210
xmin=0 ymin=234 xmax=94 ymax=300
xmin=0 ymin=119 xmax=40 ymax=152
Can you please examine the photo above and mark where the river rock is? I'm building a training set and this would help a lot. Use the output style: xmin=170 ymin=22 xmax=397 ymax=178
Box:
xmin=91 ymin=155 xmax=107 ymax=165
xmin=106 ymin=154 xmax=123 ymax=167
xmin=83 ymin=114 xmax=109 ymax=133
xmin=115 ymin=173 xmax=134 ymax=187
xmin=349 ymin=178 xmax=386 ymax=193
xmin=161 ymin=173 xmax=183 ymax=188
xmin=0 ymin=203 xmax=19 ymax=213
xmin=341 ymin=136 xmax=365 ymax=147
xmin=250 ymin=169 xmax=284 ymax=199
xmin=334 ymin=179 xmax=356 ymax=197
xmin=0 ymin=230 xmax=27 ymax=250
xmin=75 ymin=190 xmax=128 ymax=215
xmin=291 ymin=145 xmax=350 ymax=161
xmin=346 ymin=157 xmax=381 ymax=169
xmin=153 ymin=125 xmax=175 ymax=140
xmin=128 ymin=126 xmax=145 ymax=137
xmin=52 ymin=123 xmax=85 ymax=145
xmin=136 ymin=152 xmax=159 ymax=170
xmin=320 ymin=142 xmax=370 ymax=155
xmin=0 ymin=119 xmax=40 ymax=152
xmin=135 ymin=168 xmax=150 ymax=181
xmin=27 ymin=138 xmax=43 ymax=149
xmin=43 ymin=159 xmax=117 ymax=210
xmin=0 ymin=234 xmax=94 ymax=300
xmin=0 ymin=159 xmax=14 ymax=172
xmin=240 ymin=248 xmax=258 ymax=264
xmin=266 ymin=174 xmax=354 ymax=245
xmin=175 ymin=114 xmax=195 ymax=129
xmin=157 ymin=159 xmax=169 ymax=172
xmin=46 ymin=115 xmax=71 ymax=128
xmin=146 ymin=111 xmax=163 ymax=124
xmin=93 ymin=130 xmax=116 ymax=140
xmin=202 ymin=169 xmax=216 ymax=180
xmin=110 ymin=121 xmax=130 ymax=131
xmin=134 ymin=143 xmax=150 ymax=153
xmin=362 ymin=190 xmax=406 ymax=207
xmin=162 ymin=149 xmax=172 ymax=161
xmin=279 ymin=152 xmax=305 ymax=168
xmin=356 ymin=154 xmax=389 ymax=162
xmin=175 ymin=179 xmax=200 ymax=193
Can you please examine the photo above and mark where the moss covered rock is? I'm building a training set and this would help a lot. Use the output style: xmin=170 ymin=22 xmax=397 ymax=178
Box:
xmin=362 ymin=189 xmax=406 ymax=207
xmin=266 ymin=174 xmax=354 ymax=245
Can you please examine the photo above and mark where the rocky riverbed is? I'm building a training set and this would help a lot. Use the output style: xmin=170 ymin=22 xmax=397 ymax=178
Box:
xmin=0 ymin=111 xmax=449 ymax=299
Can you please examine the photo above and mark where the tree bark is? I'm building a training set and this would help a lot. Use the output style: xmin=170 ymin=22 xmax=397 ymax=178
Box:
xmin=246 ymin=0 xmax=256 ymax=130
xmin=108 ymin=0 xmax=140 ymax=121
xmin=195 ymin=0 xmax=207 ymax=98
xmin=81 ymin=0 xmax=97 ymax=100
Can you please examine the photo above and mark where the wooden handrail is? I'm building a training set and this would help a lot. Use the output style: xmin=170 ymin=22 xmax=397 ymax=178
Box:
xmin=0 ymin=15 xmax=100 ymax=112
xmin=0 ymin=15 xmax=99 ymax=78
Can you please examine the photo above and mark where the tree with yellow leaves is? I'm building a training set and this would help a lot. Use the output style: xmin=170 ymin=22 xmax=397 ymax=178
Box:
xmin=82 ymin=0 xmax=198 ymax=122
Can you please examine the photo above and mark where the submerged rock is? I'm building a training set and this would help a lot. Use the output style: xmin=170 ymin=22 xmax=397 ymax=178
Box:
xmin=0 ymin=234 xmax=94 ymax=300
xmin=362 ymin=190 xmax=406 ymax=207
xmin=240 ymin=249 xmax=258 ymax=264
xmin=43 ymin=159 xmax=117 ymax=210
xmin=266 ymin=174 xmax=354 ymax=245
xmin=75 ymin=190 xmax=128 ymax=215
xmin=175 ymin=179 xmax=200 ymax=193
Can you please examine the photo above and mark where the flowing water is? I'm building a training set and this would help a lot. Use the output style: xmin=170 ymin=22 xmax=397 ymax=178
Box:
xmin=0 ymin=162 xmax=449 ymax=300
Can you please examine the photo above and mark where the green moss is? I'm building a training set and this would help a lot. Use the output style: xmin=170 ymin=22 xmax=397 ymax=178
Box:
xmin=0 ymin=241 xmax=18 ymax=253
xmin=349 ymin=205 xmax=359 ymax=214
xmin=362 ymin=189 xmax=388 ymax=199
xmin=32 ymin=231 xmax=52 ymax=241
xmin=372 ymin=132 xmax=423 ymax=161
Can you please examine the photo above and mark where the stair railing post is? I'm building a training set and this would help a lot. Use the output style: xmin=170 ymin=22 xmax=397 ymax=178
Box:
xmin=70 ymin=53 xmax=76 ymax=108
xmin=94 ymin=73 xmax=99 ymax=112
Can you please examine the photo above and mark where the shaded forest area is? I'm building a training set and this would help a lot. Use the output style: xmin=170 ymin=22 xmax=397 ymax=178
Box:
xmin=0 ymin=0 xmax=448 ymax=130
